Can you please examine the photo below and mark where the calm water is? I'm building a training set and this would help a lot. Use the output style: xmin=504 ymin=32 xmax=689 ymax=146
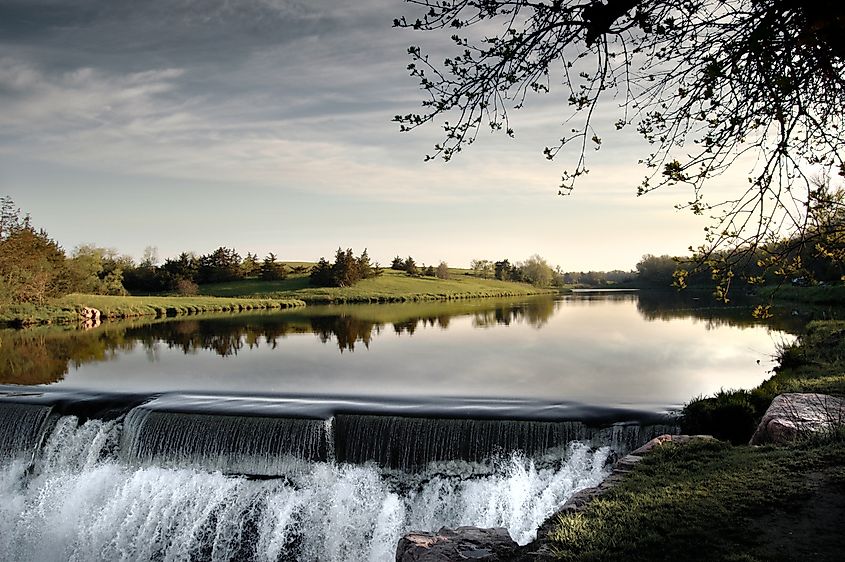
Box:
xmin=0 ymin=292 xmax=800 ymax=414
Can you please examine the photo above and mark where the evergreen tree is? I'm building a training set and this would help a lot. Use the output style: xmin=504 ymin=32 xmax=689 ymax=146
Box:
xmin=241 ymin=252 xmax=260 ymax=277
xmin=261 ymin=253 xmax=287 ymax=281
xmin=332 ymin=247 xmax=359 ymax=287
xmin=309 ymin=257 xmax=333 ymax=287
xmin=404 ymin=256 xmax=418 ymax=276
xmin=357 ymin=248 xmax=373 ymax=279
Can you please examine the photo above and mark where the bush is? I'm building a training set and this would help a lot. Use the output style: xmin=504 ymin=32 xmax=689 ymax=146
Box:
xmin=175 ymin=277 xmax=199 ymax=296
xmin=436 ymin=261 xmax=450 ymax=279
xmin=681 ymin=390 xmax=765 ymax=444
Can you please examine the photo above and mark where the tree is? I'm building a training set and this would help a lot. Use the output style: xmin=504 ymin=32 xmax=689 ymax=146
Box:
xmin=162 ymin=252 xmax=199 ymax=282
xmin=197 ymin=247 xmax=242 ymax=284
xmin=520 ymin=254 xmax=554 ymax=287
xmin=260 ymin=253 xmax=287 ymax=281
xmin=66 ymin=244 xmax=129 ymax=295
xmin=309 ymin=257 xmax=333 ymax=286
xmin=357 ymin=248 xmax=373 ymax=280
xmin=636 ymin=254 xmax=681 ymax=288
xmin=395 ymin=1 xmax=845 ymax=294
xmin=0 ymin=201 xmax=71 ymax=304
xmin=436 ymin=261 xmax=450 ymax=279
xmin=424 ymin=264 xmax=436 ymax=276
xmin=141 ymin=246 xmax=159 ymax=268
xmin=241 ymin=252 xmax=260 ymax=278
xmin=331 ymin=248 xmax=358 ymax=287
xmin=404 ymin=256 xmax=419 ymax=276
xmin=309 ymin=248 xmax=373 ymax=287
xmin=391 ymin=255 xmax=405 ymax=270
xmin=494 ymin=259 xmax=512 ymax=281
xmin=470 ymin=259 xmax=493 ymax=278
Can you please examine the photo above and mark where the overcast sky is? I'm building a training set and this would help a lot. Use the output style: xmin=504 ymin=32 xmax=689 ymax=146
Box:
xmin=0 ymin=0 xmax=746 ymax=270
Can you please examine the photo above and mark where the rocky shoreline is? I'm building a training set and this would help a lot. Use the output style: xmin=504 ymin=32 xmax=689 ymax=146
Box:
xmin=396 ymin=392 xmax=845 ymax=561
xmin=395 ymin=433 xmax=715 ymax=562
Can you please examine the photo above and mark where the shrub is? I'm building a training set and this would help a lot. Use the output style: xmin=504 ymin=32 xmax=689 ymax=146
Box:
xmin=681 ymin=390 xmax=765 ymax=444
xmin=175 ymin=277 xmax=199 ymax=296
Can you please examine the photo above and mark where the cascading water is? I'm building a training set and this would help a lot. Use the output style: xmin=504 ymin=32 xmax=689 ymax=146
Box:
xmin=0 ymin=402 xmax=53 ymax=460
xmin=122 ymin=408 xmax=329 ymax=475
xmin=335 ymin=414 xmax=677 ymax=469
xmin=0 ymin=397 xmax=677 ymax=561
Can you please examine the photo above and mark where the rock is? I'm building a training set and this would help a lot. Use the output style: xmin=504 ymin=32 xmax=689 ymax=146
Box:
xmin=400 ymin=435 xmax=719 ymax=561
xmin=631 ymin=433 xmax=716 ymax=456
xmin=750 ymin=393 xmax=845 ymax=445
xmin=396 ymin=526 xmax=522 ymax=562
xmin=79 ymin=307 xmax=101 ymax=329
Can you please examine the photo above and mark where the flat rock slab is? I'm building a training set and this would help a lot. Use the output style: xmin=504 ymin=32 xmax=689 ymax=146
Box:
xmin=396 ymin=526 xmax=521 ymax=562
xmin=750 ymin=393 xmax=845 ymax=445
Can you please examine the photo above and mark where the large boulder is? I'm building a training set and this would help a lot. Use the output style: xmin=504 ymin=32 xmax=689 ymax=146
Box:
xmin=750 ymin=393 xmax=845 ymax=445
xmin=79 ymin=307 xmax=101 ymax=329
xmin=396 ymin=526 xmax=523 ymax=562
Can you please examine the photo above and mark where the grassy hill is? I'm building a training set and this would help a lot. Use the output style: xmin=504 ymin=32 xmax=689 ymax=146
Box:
xmin=198 ymin=269 xmax=557 ymax=303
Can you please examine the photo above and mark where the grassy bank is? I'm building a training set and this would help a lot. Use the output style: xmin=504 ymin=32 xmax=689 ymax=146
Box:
xmin=0 ymin=271 xmax=552 ymax=326
xmin=682 ymin=319 xmax=845 ymax=443
xmin=199 ymin=269 xmax=557 ymax=303
xmin=549 ymin=438 xmax=845 ymax=561
xmin=757 ymin=284 xmax=845 ymax=306
xmin=0 ymin=294 xmax=305 ymax=326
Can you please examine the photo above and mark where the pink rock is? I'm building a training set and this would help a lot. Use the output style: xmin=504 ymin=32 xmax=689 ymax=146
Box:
xmin=750 ymin=393 xmax=845 ymax=445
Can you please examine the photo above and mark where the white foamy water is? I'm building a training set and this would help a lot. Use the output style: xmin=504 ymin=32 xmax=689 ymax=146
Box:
xmin=0 ymin=416 xmax=611 ymax=561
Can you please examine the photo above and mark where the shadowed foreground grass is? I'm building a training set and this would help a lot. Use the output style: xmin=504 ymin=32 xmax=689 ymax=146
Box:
xmin=550 ymin=439 xmax=845 ymax=561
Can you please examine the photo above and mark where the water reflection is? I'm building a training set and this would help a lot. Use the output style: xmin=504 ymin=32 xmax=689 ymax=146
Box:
xmin=0 ymin=293 xmax=832 ymax=391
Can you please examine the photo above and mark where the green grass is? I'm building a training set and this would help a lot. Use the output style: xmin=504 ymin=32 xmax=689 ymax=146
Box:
xmin=0 ymin=303 xmax=81 ymax=326
xmin=758 ymin=284 xmax=845 ymax=306
xmin=0 ymin=294 xmax=305 ymax=326
xmin=199 ymin=269 xmax=556 ymax=303
xmin=682 ymin=320 xmax=845 ymax=443
xmin=549 ymin=438 xmax=845 ymax=561
xmin=271 ymin=294 xmax=558 ymax=325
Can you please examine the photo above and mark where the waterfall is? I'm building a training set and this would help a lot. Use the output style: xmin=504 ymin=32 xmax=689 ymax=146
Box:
xmin=121 ymin=407 xmax=329 ymax=476
xmin=0 ymin=397 xmax=679 ymax=561
xmin=0 ymin=416 xmax=612 ymax=561
xmin=0 ymin=402 xmax=53 ymax=460
xmin=334 ymin=415 xmax=591 ymax=468
xmin=335 ymin=414 xmax=677 ymax=469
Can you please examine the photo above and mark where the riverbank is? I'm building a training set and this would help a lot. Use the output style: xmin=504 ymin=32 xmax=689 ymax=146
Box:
xmin=758 ymin=284 xmax=845 ymax=306
xmin=0 ymin=272 xmax=556 ymax=327
xmin=682 ymin=319 xmax=845 ymax=444
xmin=543 ymin=298 xmax=845 ymax=560
xmin=546 ymin=436 xmax=845 ymax=561
xmin=0 ymin=294 xmax=305 ymax=327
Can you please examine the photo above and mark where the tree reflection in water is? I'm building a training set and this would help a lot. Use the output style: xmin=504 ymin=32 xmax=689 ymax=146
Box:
xmin=1 ymin=293 xmax=835 ymax=386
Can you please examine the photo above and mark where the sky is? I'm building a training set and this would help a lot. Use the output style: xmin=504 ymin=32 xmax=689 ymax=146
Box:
xmin=0 ymin=0 xmax=746 ymax=271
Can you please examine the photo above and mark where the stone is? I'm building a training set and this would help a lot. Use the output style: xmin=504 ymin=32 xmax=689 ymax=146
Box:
xmin=631 ymin=433 xmax=715 ymax=456
xmin=396 ymin=526 xmax=522 ymax=562
xmin=400 ymin=435 xmax=719 ymax=561
xmin=79 ymin=307 xmax=102 ymax=329
xmin=750 ymin=393 xmax=845 ymax=445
